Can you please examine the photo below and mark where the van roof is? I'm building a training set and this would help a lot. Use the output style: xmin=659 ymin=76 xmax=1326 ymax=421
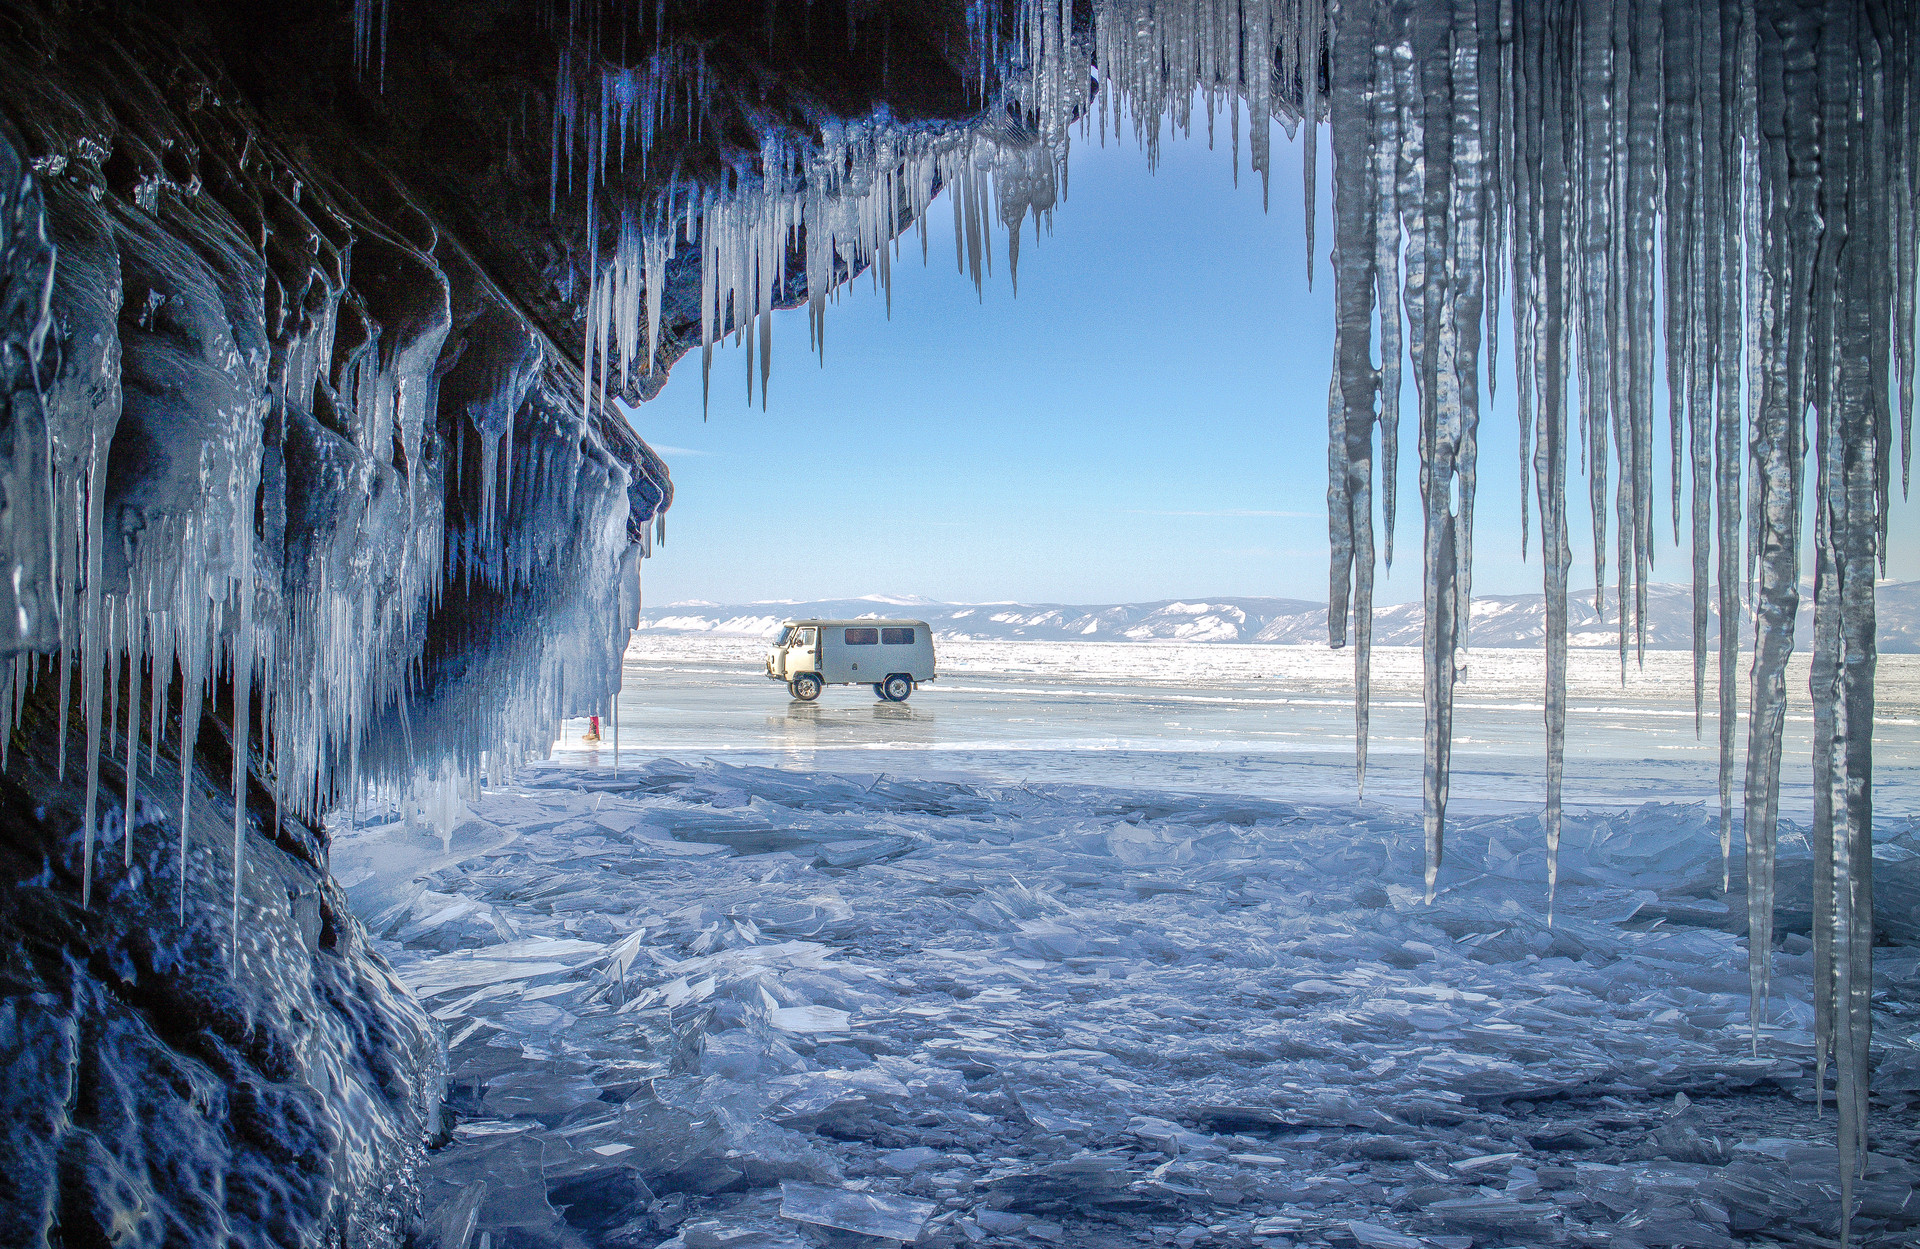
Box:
xmin=783 ymin=618 xmax=929 ymax=629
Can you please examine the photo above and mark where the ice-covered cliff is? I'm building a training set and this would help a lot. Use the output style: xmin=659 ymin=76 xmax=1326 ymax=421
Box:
xmin=0 ymin=0 xmax=674 ymax=1241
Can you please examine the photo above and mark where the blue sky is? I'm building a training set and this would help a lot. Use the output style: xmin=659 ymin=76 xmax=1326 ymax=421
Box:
xmin=626 ymin=107 xmax=1917 ymax=608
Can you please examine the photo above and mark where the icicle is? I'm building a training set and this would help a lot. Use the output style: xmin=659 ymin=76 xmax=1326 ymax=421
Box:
xmin=148 ymin=610 xmax=167 ymax=776
xmin=1743 ymin=0 xmax=1813 ymax=1064
xmin=106 ymin=599 xmax=119 ymax=788
xmin=124 ymin=602 xmax=140 ymax=867
xmin=1375 ymin=31 xmax=1404 ymax=573
xmin=1622 ymin=0 xmax=1661 ymax=670
xmin=179 ymin=582 xmax=206 ymax=925
xmin=1300 ymin=0 xmax=1321 ymax=289
xmin=1324 ymin=0 xmax=1384 ymax=798
xmin=231 ymin=516 xmax=255 ymax=962
xmin=78 ymin=432 xmax=108 ymax=908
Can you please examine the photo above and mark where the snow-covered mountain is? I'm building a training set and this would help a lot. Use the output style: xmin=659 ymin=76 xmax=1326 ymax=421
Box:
xmin=637 ymin=582 xmax=1920 ymax=652
xmin=638 ymin=595 xmax=1319 ymax=643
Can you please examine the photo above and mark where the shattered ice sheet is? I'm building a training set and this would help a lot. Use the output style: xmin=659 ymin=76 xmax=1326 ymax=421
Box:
xmin=333 ymin=759 xmax=1920 ymax=1248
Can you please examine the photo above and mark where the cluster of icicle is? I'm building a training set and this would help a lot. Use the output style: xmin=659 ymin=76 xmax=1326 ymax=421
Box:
xmin=548 ymin=0 xmax=1334 ymax=418
xmin=562 ymin=3 xmax=1092 ymax=422
xmin=577 ymin=122 xmax=1075 ymax=419
xmin=3 ymin=127 xmax=643 ymax=992
xmin=0 ymin=246 xmax=451 ymax=923
xmin=533 ymin=0 xmax=1915 ymax=1233
xmin=1313 ymin=0 xmax=1913 ymax=1237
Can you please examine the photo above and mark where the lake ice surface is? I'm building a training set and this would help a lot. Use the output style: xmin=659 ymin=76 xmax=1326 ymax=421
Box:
xmin=580 ymin=637 xmax=1920 ymax=814
xmin=336 ymin=639 xmax=1920 ymax=1249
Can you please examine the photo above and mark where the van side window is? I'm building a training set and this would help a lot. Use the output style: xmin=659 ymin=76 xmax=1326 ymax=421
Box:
xmin=880 ymin=627 xmax=915 ymax=645
xmin=844 ymin=627 xmax=879 ymax=645
xmin=793 ymin=627 xmax=815 ymax=646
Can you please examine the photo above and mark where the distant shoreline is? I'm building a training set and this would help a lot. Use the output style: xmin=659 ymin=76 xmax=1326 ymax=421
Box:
xmin=635 ymin=582 xmax=1920 ymax=654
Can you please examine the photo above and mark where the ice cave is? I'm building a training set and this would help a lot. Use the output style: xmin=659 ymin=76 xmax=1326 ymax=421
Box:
xmin=0 ymin=1 xmax=1916 ymax=1247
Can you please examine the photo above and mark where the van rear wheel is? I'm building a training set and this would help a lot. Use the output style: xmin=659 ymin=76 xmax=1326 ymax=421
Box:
xmin=789 ymin=674 xmax=822 ymax=701
xmin=881 ymin=674 xmax=913 ymax=702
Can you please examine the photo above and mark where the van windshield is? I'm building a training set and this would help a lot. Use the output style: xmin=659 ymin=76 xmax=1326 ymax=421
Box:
xmin=775 ymin=626 xmax=792 ymax=646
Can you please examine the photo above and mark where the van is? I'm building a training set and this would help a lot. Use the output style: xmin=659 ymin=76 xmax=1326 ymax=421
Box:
xmin=766 ymin=619 xmax=937 ymax=701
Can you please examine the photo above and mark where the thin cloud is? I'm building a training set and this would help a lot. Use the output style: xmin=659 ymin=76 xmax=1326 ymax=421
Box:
xmin=650 ymin=444 xmax=714 ymax=457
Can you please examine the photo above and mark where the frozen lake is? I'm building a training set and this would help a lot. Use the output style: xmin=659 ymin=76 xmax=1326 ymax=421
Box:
xmin=565 ymin=636 xmax=1920 ymax=818
xmin=338 ymin=637 xmax=1920 ymax=1249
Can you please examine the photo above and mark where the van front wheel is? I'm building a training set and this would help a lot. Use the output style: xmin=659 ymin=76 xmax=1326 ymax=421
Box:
xmin=881 ymin=674 xmax=913 ymax=702
xmin=789 ymin=674 xmax=822 ymax=701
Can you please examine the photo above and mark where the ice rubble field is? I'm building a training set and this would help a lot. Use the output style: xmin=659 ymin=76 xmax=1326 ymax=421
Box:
xmin=333 ymin=642 xmax=1920 ymax=1249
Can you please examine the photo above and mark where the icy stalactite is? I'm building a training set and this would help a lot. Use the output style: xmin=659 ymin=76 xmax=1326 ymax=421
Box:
xmin=78 ymin=434 xmax=108 ymax=907
xmin=230 ymin=506 xmax=256 ymax=956
xmin=1324 ymin=0 xmax=1379 ymax=798
xmin=122 ymin=608 xmax=139 ymax=868
xmin=1799 ymin=2 xmax=1892 ymax=1230
xmin=544 ymin=0 xmax=1360 ymax=434
xmin=177 ymin=585 xmax=209 ymax=923
xmin=3 ymin=68 xmax=659 ymax=978
xmin=1713 ymin=1 xmax=1747 ymax=894
xmin=353 ymin=0 xmax=390 ymax=83
xmin=1515 ymin=0 xmax=1578 ymax=915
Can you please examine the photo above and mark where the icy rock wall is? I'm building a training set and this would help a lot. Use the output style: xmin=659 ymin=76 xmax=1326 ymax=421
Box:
xmin=0 ymin=672 xmax=442 ymax=1248
xmin=0 ymin=0 xmax=667 ymax=1242
xmin=0 ymin=0 xmax=669 ymax=884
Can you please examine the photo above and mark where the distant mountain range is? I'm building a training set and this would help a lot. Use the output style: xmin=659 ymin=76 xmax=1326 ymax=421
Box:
xmin=636 ymin=582 xmax=1920 ymax=652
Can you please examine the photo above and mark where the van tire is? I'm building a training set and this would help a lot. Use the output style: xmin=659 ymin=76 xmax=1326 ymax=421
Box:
xmin=790 ymin=675 xmax=822 ymax=701
xmin=881 ymin=674 xmax=913 ymax=702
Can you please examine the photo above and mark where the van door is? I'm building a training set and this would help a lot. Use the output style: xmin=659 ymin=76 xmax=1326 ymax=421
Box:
xmin=785 ymin=626 xmax=818 ymax=676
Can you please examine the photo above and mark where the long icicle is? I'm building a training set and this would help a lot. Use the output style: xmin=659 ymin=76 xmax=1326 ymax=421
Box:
xmin=124 ymin=600 xmax=141 ymax=867
xmin=231 ymin=520 xmax=255 ymax=963
xmin=1325 ymin=0 xmax=1383 ymax=800
xmin=78 ymin=433 xmax=109 ymax=908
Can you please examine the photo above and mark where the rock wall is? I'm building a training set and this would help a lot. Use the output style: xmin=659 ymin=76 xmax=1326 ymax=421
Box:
xmin=0 ymin=0 xmax=676 ymax=1242
xmin=0 ymin=678 xmax=443 ymax=1247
